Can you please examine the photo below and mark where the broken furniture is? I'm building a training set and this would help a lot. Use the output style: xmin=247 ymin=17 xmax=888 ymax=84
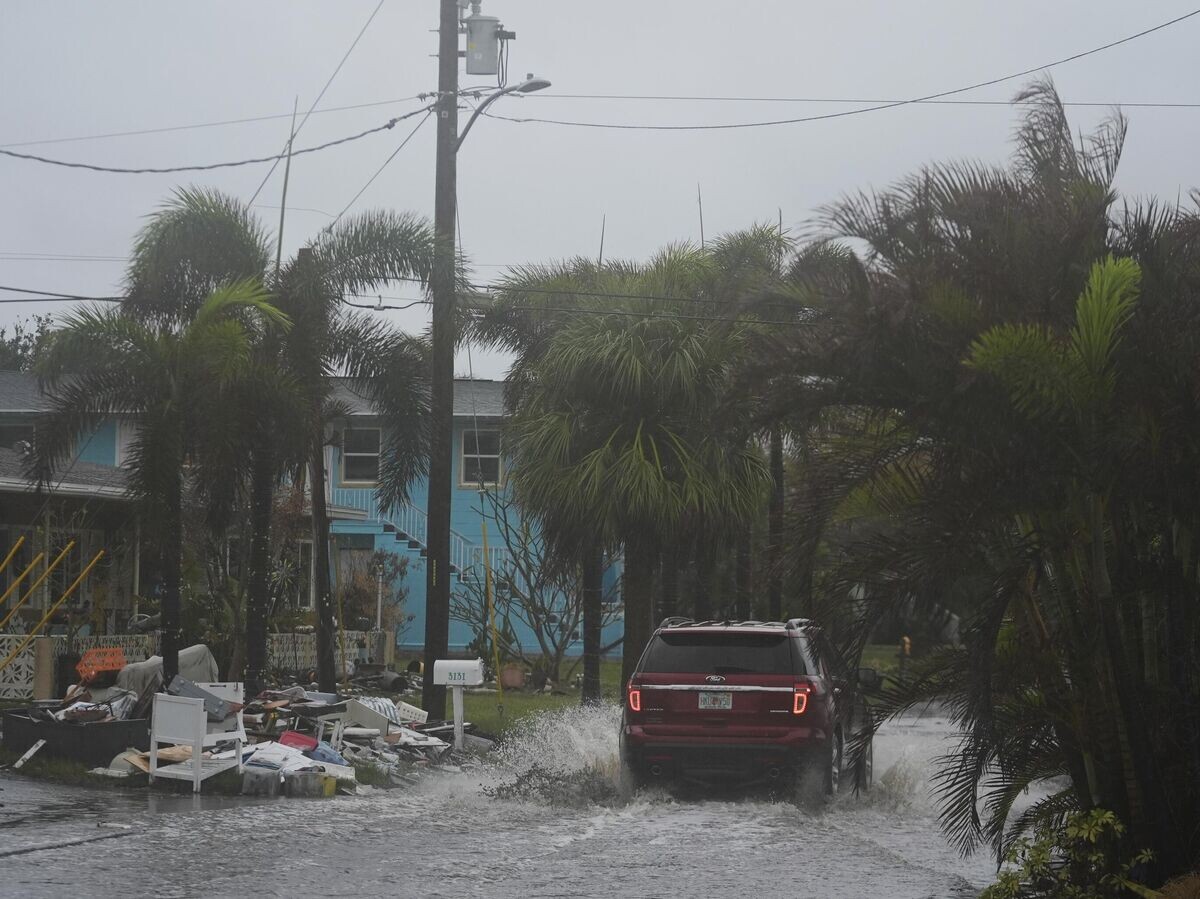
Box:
xmin=149 ymin=681 xmax=246 ymax=793
xmin=2 ymin=705 xmax=149 ymax=767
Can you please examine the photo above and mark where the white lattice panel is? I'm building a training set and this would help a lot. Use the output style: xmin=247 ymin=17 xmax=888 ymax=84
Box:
xmin=267 ymin=630 xmax=377 ymax=673
xmin=74 ymin=634 xmax=156 ymax=663
xmin=0 ymin=636 xmax=36 ymax=701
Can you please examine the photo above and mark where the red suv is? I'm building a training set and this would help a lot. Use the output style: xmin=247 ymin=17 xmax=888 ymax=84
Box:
xmin=620 ymin=618 xmax=877 ymax=802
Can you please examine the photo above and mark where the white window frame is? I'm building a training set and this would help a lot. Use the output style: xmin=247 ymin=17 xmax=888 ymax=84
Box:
xmin=459 ymin=428 xmax=502 ymax=488
xmin=341 ymin=427 xmax=381 ymax=485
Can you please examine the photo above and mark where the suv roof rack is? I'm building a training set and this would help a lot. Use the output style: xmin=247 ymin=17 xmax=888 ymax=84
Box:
xmin=657 ymin=617 xmax=816 ymax=630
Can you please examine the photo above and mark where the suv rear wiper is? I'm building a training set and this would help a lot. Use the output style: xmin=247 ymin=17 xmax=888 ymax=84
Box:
xmin=713 ymin=666 xmax=756 ymax=675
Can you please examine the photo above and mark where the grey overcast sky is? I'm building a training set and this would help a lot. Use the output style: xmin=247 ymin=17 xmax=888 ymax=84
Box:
xmin=3 ymin=1 xmax=1199 ymax=378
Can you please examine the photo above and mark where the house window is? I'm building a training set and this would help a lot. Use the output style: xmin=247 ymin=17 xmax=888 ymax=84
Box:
xmin=461 ymin=429 xmax=501 ymax=486
xmin=0 ymin=422 xmax=35 ymax=452
xmin=341 ymin=428 xmax=381 ymax=484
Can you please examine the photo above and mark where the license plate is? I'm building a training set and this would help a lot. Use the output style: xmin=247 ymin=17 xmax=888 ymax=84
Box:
xmin=698 ymin=691 xmax=732 ymax=710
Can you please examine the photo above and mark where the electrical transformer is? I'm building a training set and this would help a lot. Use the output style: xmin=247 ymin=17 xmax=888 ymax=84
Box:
xmin=464 ymin=14 xmax=500 ymax=75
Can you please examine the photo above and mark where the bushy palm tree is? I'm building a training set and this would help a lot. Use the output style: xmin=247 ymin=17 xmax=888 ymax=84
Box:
xmin=755 ymin=80 xmax=1200 ymax=882
xmin=497 ymin=246 xmax=770 ymax=685
xmin=121 ymin=188 xmax=434 ymax=691
xmin=32 ymin=283 xmax=287 ymax=683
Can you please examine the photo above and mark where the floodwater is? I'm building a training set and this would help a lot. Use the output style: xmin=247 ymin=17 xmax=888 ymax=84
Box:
xmin=0 ymin=706 xmax=998 ymax=898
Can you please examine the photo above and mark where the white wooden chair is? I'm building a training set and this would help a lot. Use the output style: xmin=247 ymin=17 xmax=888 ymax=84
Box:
xmin=149 ymin=682 xmax=246 ymax=793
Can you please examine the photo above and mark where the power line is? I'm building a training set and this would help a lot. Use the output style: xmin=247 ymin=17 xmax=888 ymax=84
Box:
xmin=326 ymin=109 xmax=434 ymax=228
xmin=483 ymin=9 xmax=1200 ymax=132
xmin=342 ymin=292 xmax=808 ymax=326
xmin=0 ymin=284 xmax=122 ymax=302
xmin=0 ymin=109 xmax=428 ymax=175
xmin=247 ymin=0 xmax=389 ymax=206
xmin=4 ymin=87 xmax=1197 ymax=157
xmin=539 ymin=93 xmax=1200 ymax=109
xmin=0 ymin=97 xmax=425 ymax=151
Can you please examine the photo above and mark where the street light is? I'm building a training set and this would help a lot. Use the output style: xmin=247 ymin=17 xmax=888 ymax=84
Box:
xmin=457 ymin=74 xmax=552 ymax=150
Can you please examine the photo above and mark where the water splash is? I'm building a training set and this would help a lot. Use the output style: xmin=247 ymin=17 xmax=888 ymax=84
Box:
xmin=483 ymin=704 xmax=624 ymax=806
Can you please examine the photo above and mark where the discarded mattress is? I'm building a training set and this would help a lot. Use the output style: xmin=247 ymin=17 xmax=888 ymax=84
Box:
xmin=115 ymin=644 xmax=219 ymax=696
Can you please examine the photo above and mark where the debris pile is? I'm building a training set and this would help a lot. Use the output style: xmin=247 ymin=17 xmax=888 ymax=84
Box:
xmin=1 ymin=644 xmax=496 ymax=798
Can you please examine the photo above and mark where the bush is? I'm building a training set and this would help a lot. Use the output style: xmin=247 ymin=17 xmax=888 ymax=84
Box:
xmin=981 ymin=810 xmax=1158 ymax=899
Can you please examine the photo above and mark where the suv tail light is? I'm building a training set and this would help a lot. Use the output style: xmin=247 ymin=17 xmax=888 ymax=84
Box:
xmin=627 ymin=684 xmax=642 ymax=712
xmin=793 ymin=682 xmax=813 ymax=715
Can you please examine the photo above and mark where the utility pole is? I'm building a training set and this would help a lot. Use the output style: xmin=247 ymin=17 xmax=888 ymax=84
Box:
xmin=423 ymin=0 xmax=461 ymax=720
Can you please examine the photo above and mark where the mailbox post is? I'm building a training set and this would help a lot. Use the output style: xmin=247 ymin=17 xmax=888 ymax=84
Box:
xmin=432 ymin=658 xmax=485 ymax=751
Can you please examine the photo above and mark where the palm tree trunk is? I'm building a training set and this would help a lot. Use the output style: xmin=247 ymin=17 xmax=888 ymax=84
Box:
xmin=581 ymin=541 xmax=604 ymax=705
xmin=161 ymin=463 xmax=183 ymax=685
xmin=659 ymin=546 xmax=679 ymax=619
xmin=244 ymin=446 xmax=274 ymax=694
xmin=693 ymin=549 xmax=714 ymax=620
xmin=1089 ymin=494 xmax=1174 ymax=868
xmin=768 ymin=424 xmax=784 ymax=620
xmin=621 ymin=539 xmax=656 ymax=686
xmin=735 ymin=534 xmax=752 ymax=620
xmin=309 ymin=442 xmax=337 ymax=692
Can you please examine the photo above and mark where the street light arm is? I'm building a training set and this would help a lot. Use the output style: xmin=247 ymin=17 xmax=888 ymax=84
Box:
xmin=456 ymin=85 xmax=520 ymax=151
xmin=456 ymin=74 xmax=551 ymax=151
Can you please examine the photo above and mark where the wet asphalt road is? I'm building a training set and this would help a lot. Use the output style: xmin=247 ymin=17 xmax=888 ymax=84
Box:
xmin=0 ymin=707 xmax=997 ymax=898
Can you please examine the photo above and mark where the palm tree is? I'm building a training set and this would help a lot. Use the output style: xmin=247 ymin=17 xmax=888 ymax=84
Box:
xmin=500 ymin=246 xmax=770 ymax=685
xmin=753 ymin=80 xmax=1200 ymax=881
xmin=122 ymin=188 xmax=435 ymax=692
xmin=32 ymin=283 xmax=287 ymax=683
xmin=471 ymin=256 xmax=621 ymax=703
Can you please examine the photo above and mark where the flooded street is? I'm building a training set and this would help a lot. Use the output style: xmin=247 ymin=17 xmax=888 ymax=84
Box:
xmin=0 ymin=707 xmax=996 ymax=898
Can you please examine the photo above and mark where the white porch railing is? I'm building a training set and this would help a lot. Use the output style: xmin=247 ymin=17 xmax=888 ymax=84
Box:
xmin=328 ymin=486 xmax=505 ymax=578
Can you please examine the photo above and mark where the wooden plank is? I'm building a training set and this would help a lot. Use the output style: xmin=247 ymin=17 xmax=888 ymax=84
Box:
xmin=12 ymin=739 xmax=46 ymax=769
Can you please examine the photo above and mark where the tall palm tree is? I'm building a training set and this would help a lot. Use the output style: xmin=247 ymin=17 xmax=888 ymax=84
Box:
xmin=501 ymin=246 xmax=770 ymax=685
xmin=122 ymin=188 xmax=434 ymax=692
xmin=32 ymin=283 xmax=287 ymax=683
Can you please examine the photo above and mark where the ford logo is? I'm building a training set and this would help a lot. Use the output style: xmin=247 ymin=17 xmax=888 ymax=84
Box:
xmin=705 ymin=675 xmax=726 ymax=683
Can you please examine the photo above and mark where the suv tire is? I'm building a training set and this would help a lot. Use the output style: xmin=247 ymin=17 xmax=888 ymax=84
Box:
xmin=795 ymin=733 xmax=841 ymax=807
xmin=618 ymin=757 xmax=643 ymax=801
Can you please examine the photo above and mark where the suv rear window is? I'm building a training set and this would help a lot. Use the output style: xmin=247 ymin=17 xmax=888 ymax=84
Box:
xmin=639 ymin=632 xmax=802 ymax=675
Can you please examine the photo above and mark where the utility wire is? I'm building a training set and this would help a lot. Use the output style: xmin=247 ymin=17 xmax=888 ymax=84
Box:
xmin=484 ymin=8 xmax=1200 ymax=132
xmin=0 ymin=96 xmax=424 ymax=150
xmin=539 ymin=94 xmax=1200 ymax=109
xmin=247 ymin=0 xmax=388 ymax=205
xmin=0 ymin=284 xmax=122 ymax=301
xmin=326 ymin=109 xmax=434 ymax=229
xmin=0 ymin=110 xmax=428 ymax=175
xmin=341 ymin=293 xmax=809 ymax=326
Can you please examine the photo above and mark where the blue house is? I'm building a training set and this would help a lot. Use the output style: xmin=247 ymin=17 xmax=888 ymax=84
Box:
xmin=0 ymin=371 xmax=623 ymax=660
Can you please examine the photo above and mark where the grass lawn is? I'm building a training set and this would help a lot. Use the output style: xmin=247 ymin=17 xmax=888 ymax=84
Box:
xmin=399 ymin=657 xmax=626 ymax=737
xmin=860 ymin=643 xmax=902 ymax=677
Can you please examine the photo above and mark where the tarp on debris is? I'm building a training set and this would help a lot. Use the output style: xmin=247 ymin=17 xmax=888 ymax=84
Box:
xmin=115 ymin=644 xmax=219 ymax=697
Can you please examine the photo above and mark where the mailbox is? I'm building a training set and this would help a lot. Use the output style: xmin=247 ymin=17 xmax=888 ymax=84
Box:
xmin=432 ymin=658 xmax=485 ymax=687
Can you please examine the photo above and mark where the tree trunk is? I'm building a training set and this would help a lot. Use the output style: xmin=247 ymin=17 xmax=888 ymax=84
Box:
xmin=621 ymin=539 xmax=656 ymax=686
xmin=309 ymin=442 xmax=338 ymax=692
xmin=244 ymin=446 xmax=274 ymax=695
xmin=581 ymin=541 xmax=604 ymax=705
xmin=659 ymin=546 xmax=679 ymax=619
xmin=768 ymin=425 xmax=784 ymax=620
xmin=693 ymin=548 xmax=714 ymax=620
xmin=161 ymin=463 xmax=183 ymax=686
xmin=1089 ymin=494 xmax=1174 ymax=870
xmin=735 ymin=534 xmax=752 ymax=620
